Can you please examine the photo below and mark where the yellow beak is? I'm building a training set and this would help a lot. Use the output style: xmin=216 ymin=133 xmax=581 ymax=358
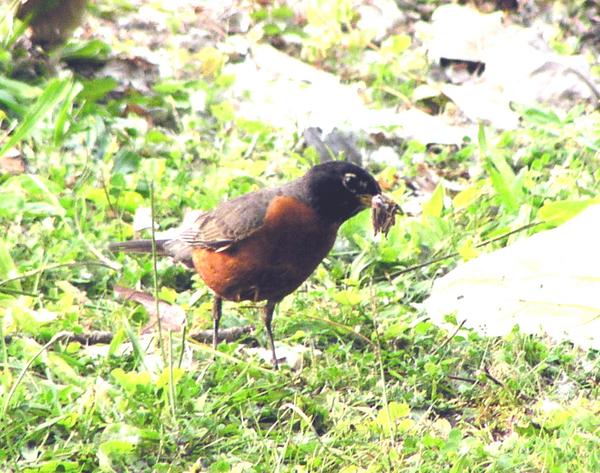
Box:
xmin=359 ymin=194 xmax=375 ymax=207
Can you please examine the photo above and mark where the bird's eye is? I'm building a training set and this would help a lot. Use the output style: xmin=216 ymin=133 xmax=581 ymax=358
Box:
xmin=343 ymin=172 xmax=368 ymax=193
xmin=342 ymin=172 xmax=357 ymax=189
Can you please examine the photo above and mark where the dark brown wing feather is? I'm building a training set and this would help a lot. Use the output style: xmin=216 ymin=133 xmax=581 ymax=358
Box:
xmin=111 ymin=188 xmax=286 ymax=264
xmin=169 ymin=188 xmax=282 ymax=251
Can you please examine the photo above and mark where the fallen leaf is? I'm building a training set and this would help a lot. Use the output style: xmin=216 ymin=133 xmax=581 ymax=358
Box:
xmin=425 ymin=203 xmax=600 ymax=349
xmin=114 ymin=285 xmax=186 ymax=333
xmin=422 ymin=4 xmax=596 ymax=128
xmin=0 ymin=155 xmax=27 ymax=175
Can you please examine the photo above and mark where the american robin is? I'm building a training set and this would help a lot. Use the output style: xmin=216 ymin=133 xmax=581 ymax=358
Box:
xmin=110 ymin=161 xmax=391 ymax=368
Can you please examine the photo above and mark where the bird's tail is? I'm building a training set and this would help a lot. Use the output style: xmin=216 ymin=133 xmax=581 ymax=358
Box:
xmin=108 ymin=239 xmax=168 ymax=255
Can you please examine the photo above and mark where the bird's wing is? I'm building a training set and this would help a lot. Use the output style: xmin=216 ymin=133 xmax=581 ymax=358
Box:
xmin=173 ymin=188 xmax=281 ymax=251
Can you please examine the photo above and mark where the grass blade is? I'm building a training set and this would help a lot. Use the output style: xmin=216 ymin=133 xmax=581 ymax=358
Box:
xmin=0 ymin=78 xmax=76 ymax=158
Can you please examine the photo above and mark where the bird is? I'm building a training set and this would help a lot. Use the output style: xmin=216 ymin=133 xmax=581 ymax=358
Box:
xmin=16 ymin=0 xmax=87 ymax=48
xmin=109 ymin=161 xmax=390 ymax=368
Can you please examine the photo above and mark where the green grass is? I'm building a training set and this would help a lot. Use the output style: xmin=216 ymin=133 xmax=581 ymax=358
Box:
xmin=1 ymin=1 xmax=599 ymax=471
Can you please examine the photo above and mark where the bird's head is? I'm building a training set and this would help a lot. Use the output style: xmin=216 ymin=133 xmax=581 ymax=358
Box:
xmin=304 ymin=161 xmax=383 ymax=223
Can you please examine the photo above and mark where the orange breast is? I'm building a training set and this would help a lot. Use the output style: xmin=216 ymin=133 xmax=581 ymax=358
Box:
xmin=192 ymin=196 xmax=339 ymax=302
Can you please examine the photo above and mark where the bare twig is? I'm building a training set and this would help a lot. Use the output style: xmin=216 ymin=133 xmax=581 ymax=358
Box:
xmin=390 ymin=221 xmax=543 ymax=278
xmin=190 ymin=325 xmax=255 ymax=344
xmin=0 ymin=261 xmax=118 ymax=287
xmin=448 ymin=375 xmax=478 ymax=384
xmin=0 ymin=286 xmax=111 ymax=313
xmin=303 ymin=314 xmax=375 ymax=347
xmin=4 ymin=325 xmax=255 ymax=347
xmin=482 ymin=365 xmax=504 ymax=387
xmin=3 ymin=331 xmax=70 ymax=415
xmin=432 ymin=320 xmax=466 ymax=356
xmin=4 ymin=331 xmax=112 ymax=346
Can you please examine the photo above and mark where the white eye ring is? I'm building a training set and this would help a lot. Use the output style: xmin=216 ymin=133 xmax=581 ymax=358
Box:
xmin=343 ymin=173 xmax=357 ymax=186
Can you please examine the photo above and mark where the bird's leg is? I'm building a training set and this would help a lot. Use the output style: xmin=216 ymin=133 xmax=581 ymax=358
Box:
xmin=262 ymin=300 xmax=279 ymax=369
xmin=212 ymin=296 xmax=223 ymax=353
